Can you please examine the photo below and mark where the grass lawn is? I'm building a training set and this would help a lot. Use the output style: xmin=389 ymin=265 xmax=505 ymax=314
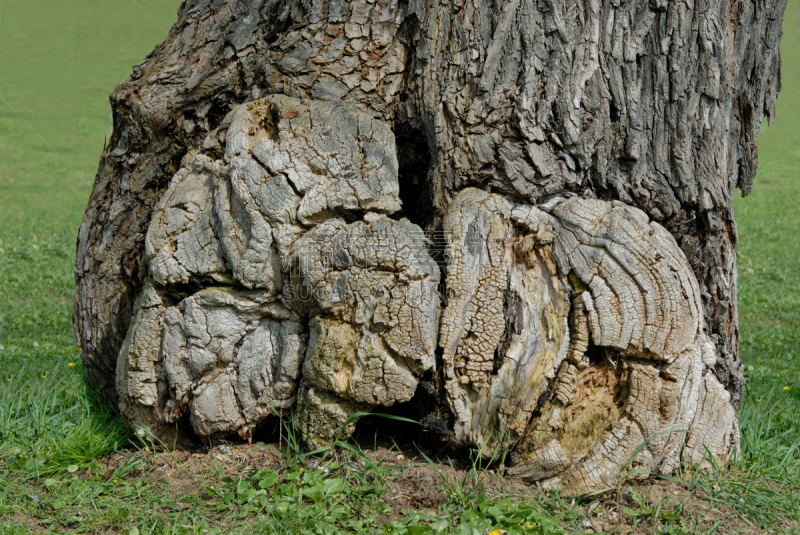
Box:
xmin=1 ymin=1 xmax=799 ymax=533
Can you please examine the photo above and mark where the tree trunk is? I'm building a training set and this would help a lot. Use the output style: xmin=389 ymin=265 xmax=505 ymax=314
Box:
xmin=74 ymin=0 xmax=786 ymax=494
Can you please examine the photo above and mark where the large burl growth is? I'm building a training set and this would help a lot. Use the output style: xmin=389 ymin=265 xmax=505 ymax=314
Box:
xmin=75 ymin=0 xmax=786 ymax=494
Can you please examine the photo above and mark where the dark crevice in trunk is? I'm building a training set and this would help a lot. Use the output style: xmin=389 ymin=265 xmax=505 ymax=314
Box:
xmin=494 ymin=288 xmax=524 ymax=376
xmin=175 ymin=411 xmax=200 ymax=445
xmin=250 ymin=413 xmax=289 ymax=445
xmin=352 ymin=369 xmax=455 ymax=454
xmin=156 ymin=276 xmax=243 ymax=307
xmin=393 ymin=123 xmax=436 ymax=230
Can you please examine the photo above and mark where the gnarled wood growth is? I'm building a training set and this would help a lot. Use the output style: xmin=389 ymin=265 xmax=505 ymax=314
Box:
xmin=75 ymin=0 xmax=785 ymax=494
xmin=440 ymin=189 xmax=737 ymax=493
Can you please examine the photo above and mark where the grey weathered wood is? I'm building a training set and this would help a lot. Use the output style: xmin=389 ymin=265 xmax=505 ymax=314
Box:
xmin=74 ymin=0 xmax=785 ymax=494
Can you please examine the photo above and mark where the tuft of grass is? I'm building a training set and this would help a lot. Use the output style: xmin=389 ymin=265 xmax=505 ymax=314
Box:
xmin=0 ymin=232 xmax=132 ymax=478
xmin=0 ymin=361 xmax=130 ymax=478
xmin=0 ymin=522 xmax=29 ymax=535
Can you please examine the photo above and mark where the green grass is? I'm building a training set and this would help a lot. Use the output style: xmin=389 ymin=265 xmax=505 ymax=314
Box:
xmin=1 ymin=0 xmax=800 ymax=533
xmin=733 ymin=0 xmax=800 ymax=523
xmin=0 ymin=0 xmax=179 ymax=229
xmin=735 ymin=3 xmax=800 ymax=395
xmin=0 ymin=0 xmax=178 ymax=483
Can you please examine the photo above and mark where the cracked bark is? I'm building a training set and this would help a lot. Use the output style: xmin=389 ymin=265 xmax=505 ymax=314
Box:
xmin=75 ymin=0 xmax=785 ymax=494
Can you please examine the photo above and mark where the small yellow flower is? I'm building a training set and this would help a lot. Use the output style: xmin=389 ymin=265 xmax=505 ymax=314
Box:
xmin=757 ymin=399 xmax=761 ymax=402
xmin=488 ymin=530 xmax=506 ymax=535
xmin=41 ymin=375 xmax=46 ymax=379
xmin=68 ymin=362 xmax=75 ymax=368
xmin=784 ymin=386 xmax=790 ymax=391
xmin=6 ymin=378 xmax=10 ymax=382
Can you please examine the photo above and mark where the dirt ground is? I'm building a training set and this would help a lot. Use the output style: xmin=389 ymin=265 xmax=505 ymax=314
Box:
xmin=87 ymin=434 xmax=766 ymax=535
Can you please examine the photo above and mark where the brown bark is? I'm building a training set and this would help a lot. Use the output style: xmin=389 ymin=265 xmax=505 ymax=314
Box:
xmin=74 ymin=0 xmax=786 ymax=493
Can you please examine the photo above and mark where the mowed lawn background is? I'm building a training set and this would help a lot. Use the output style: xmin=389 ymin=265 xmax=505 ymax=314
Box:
xmin=0 ymin=0 xmax=798 ymax=534
xmin=0 ymin=0 xmax=180 ymax=479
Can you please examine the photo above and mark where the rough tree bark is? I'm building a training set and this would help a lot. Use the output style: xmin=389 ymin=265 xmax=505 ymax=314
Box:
xmin=74 ymin=0 xmax=786 ymax=494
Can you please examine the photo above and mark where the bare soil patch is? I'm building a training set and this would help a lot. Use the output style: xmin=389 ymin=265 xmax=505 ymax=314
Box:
xmin=88 ymin=437 xmax=771 ymax=535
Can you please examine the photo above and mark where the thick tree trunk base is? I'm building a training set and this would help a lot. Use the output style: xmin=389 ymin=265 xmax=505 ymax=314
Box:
xmin=76 ymin=0 xmax=785 ymax=495
xmin=115 ymin=96 xmax=737 ymax=494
